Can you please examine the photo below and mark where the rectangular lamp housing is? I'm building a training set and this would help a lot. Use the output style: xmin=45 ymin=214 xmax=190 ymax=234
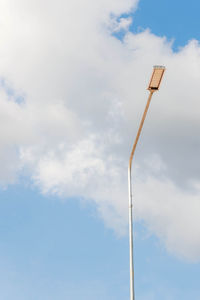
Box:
xmin=148 ymin=66 xmax=165 ymax=91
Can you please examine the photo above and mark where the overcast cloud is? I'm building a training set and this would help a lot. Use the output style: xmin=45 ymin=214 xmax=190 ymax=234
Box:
xmin=0 ymin=0 xmax=200 ymax=261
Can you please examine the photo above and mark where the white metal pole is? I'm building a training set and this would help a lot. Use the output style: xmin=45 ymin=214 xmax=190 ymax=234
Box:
xmin=128 ymin=165 xmax=135 ymax=300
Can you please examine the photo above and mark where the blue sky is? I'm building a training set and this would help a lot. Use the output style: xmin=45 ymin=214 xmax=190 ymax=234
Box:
xmin=1 ymin=187 xmax=200 ymax=299
xmin=132 ymin=0 xmax=200 ymax=50
xmin=0 ymin=0 xmax=200 ymax=299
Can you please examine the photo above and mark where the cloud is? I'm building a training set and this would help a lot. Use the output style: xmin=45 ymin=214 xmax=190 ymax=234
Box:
xmin=109 ymin=17 xmax=133 ymax=33
xmin=0 ymin=0 xmax=200 ymax=261
xmin=134 ymin=169 xmax=200 ymax=262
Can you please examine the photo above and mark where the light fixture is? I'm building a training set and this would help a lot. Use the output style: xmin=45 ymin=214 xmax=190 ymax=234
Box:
xmin=148 ymin=65 xmax=165 ymax=91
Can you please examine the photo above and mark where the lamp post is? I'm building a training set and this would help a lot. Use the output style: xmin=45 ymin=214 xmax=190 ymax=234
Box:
xmin=128 ymin=66 xmax=165 ymax=300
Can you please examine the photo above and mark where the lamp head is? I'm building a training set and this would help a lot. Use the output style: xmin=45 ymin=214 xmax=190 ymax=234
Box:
xmin=148 ymin=65 xmax=165 ymax=91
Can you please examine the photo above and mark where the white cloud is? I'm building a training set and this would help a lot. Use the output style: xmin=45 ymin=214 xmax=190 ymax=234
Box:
xmin=0 ymin=0 xmax=200 ymax=261
xmin=134 ymin=170 xmax=200 ymax=262
xmin=109 ymin=17 xmax=133 ymax=33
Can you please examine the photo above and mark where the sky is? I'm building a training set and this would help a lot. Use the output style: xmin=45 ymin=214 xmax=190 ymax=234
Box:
xmin=0 ymin=0 xmax=200 ymax=299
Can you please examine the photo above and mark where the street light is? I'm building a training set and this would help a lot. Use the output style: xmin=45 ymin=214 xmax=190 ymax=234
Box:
xmin=128 ymin=66 xmax=165 ymax=300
